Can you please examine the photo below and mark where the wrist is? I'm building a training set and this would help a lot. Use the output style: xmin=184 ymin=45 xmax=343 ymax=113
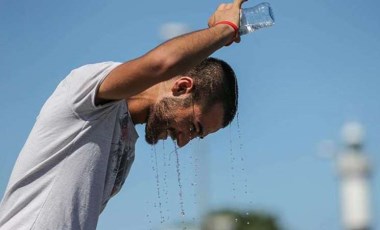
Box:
xmin=214 ymin=21 xmax=238 ymax=46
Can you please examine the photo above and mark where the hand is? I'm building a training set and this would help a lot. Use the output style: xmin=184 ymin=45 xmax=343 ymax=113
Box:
xmin=208 ymin=0 xmax=247 ymax=43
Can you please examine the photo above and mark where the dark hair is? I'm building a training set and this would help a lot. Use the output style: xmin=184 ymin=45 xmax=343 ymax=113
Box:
xmin=184 ymin=57 xmax=238 ymax=127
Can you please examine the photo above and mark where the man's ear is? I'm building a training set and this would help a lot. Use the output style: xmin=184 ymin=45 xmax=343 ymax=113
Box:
xmin=171 ymin=77 xmax=194 ymax=96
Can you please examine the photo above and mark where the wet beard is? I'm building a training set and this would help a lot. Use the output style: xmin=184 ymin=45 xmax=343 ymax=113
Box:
xmin=145 ymin=97 xmax=190 ymax=145
xmin=145 ymin=98 xmax=171 ymax=145
xmin=145 ymin=111 xmax=163 ymax=145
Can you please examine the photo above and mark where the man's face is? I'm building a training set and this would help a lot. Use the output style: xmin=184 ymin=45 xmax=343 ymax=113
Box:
xmin=145 ymin=97 xmax=224 ymax=147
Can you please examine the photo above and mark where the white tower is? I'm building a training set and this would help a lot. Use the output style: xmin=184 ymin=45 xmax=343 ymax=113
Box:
xmin=337 ymin=122 xmax=372 ymax=230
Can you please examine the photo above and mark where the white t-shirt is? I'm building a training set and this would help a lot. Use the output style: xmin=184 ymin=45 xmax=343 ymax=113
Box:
xmin=0 ymin=62 xmax=139 ymax=230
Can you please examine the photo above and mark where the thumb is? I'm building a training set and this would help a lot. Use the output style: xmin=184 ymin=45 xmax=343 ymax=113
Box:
xmin=233 ymin=0 xmax=247 ymax=9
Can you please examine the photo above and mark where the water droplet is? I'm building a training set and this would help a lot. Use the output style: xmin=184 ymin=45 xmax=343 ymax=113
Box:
xmin=235 ymin=114 xmax=254 ymax=210
xmin=152 ymin=146 xmax=164 ymax=223
xmin=161 ymin=141 xmax=171 ymax=222
xmin=174 ymin=141 xmax=186 ymax=222
xmin=229 ymin=125 xmax=238 ymax=201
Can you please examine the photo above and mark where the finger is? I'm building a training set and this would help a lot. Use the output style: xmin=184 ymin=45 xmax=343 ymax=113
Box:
xmin=217 ymin=3 xmax=227 ymax=11
xmin=233 ymin=0 xmax=247 ymax=9
xmin=225 ymin=3 xmax=233 ymax=10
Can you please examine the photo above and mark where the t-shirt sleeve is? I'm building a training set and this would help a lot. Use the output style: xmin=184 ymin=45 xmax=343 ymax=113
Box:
xmin=64 ymin=61 xmax=122 ymax=120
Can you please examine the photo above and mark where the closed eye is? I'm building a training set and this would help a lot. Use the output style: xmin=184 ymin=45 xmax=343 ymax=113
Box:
xmin=191 ymin=123 xmax=196 ymax=133
xmin=197 ymin=122 xmax=204 ymax=139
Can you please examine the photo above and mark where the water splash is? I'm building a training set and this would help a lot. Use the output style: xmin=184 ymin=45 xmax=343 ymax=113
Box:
xmin=236 ymin=113 xmax=254 ymax=225
xmin=229 ymin=125 xmax=238 ymax=201
xmin=145 ymin=201 xmax=153 ymax=230
xmin=174 ymin=142 xmax=185 ymax=216
xmin=152 ymin=145 xmax=164 ymax=224
xmin=161 ymin=140 xmax=171 ymax=222
xmin=173 ymin=141 xmax=187 ymax=230
xmin=190 ymin=140 xmax=201 ymax=224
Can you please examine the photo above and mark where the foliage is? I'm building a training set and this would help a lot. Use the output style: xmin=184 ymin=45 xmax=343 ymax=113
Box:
xmin=202 ymin=209 xmax=281 ymax=230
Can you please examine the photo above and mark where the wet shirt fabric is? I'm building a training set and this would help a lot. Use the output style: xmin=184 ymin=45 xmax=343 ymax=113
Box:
xmin=0 ymin=62 xmax=139 ymax=230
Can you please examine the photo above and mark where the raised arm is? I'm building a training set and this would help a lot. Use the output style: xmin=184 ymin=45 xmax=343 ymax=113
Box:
xmin=97 ymin=0 xmax=246 ymax=102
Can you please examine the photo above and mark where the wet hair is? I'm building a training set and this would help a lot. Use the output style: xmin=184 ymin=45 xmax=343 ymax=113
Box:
xmin=184 ymin=57 xmax=239 ymax=127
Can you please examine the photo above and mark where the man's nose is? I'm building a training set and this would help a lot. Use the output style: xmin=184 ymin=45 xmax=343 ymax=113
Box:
xmin=178 ymin=131 xmax=196 ymax=147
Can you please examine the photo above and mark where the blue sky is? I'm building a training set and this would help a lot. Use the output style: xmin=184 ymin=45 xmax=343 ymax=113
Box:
xmin=1 ymin=0 xmax=379 ymax=229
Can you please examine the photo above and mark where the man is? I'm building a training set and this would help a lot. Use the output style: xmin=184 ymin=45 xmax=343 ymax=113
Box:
xmin=0 ymin=0 xmax=245 ymax=229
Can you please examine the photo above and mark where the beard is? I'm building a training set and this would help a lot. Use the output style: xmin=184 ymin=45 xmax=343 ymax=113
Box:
xmin=145 ymin=96 xmax=191 ymax=145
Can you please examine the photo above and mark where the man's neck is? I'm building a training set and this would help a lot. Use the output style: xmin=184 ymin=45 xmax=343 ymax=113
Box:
xmin=126 ymin=83 xmax=166 ymax=124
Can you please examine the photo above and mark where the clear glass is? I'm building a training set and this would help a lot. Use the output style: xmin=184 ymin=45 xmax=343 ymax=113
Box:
xmin=239 ymin=2 xmax=275 ymax=35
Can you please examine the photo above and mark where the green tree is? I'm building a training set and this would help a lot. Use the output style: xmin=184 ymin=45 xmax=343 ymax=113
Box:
xmin=202 ymin=209 xmax=281 ymax=230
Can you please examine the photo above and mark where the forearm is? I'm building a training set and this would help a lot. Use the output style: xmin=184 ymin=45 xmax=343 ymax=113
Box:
xmin=97 ymin=0 xmax=244 ymax=101
xmin=100 ymin=24 xmax=235 ymax=100
xmin=146 ymin=24 xmax=235 ymax=81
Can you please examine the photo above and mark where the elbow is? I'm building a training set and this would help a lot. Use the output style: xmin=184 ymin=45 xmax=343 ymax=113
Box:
xmin=144 ymin=51 xmax=180 ymax=80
